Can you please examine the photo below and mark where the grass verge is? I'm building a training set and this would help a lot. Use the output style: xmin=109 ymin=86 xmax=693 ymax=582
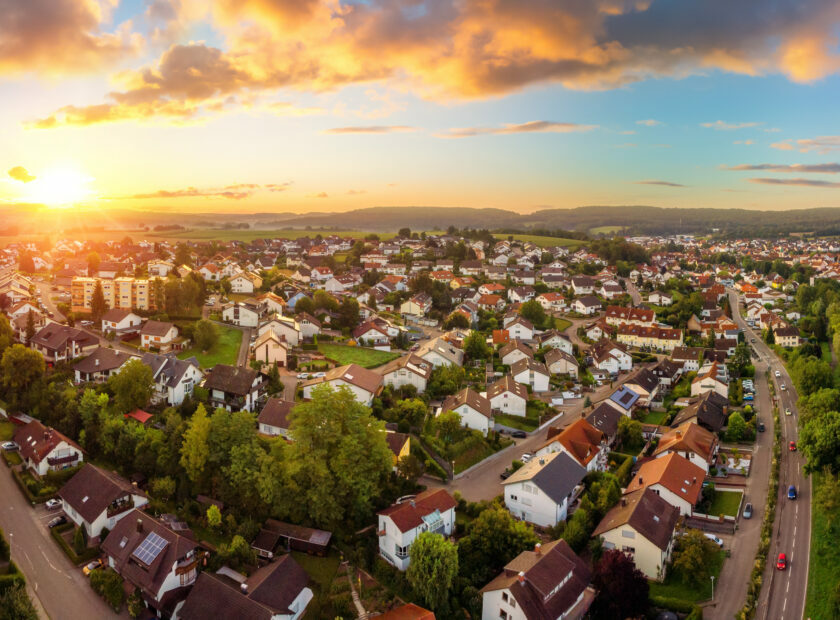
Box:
xmin=804 ymin=471 xmax=839 ymax=620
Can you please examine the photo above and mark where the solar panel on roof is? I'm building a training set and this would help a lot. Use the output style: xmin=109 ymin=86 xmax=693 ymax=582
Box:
xmin=131 ymin=531 xmax=169 ymax=566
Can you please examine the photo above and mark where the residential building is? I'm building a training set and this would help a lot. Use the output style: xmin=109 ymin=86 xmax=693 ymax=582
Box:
xmin=572 ymin=296 xmax=601 ymax=315
xmin=653 ymin=422 xmax=719 ymax=473
xmin=536 ymin=419 xmax=608 ymax=473
xmin=30 ymin=324 xmax=98 ymax=364
xmin=141 ymin=353 xmax=203 ymax=406
xmin=73 ymin=347 xmax=137 ymax=383
xmin=71 ymin=276 xmax=156 ymax=312
xmin=401 ymin=293 xmax=432 ymax=316
xmin=545 ymin=348 xmax=579 ymax=379
xmin=499 ymin=340 xmax=534 ymax=367
xmin=140 ymin=320 xmax=179 ymax=351
xmin=222 ymin=301 xmax=261 ymax=327
xmin=624 ymin=452 xmax=705 ymax=516
xmin=440 ymin=388 xmax=493 ymax=435
xmin=487 ymin=375 xmax=528 ymax=417
xmin=301 ymin=363 xmax=382 ymax=406
xmin=606 ymin=386 xmax=640 ymax=417
xmin=229 ymin=271 xmax=263 ymax=294
xmin=585 ymin=403 xmax=623 ymax=446
xmin=100 ymin=308 xmax=142 ymax=334
xmin=380 ymin=354 xmax=433 ymax=393
xmin=415 ymin=337 xmax=464 ymax=368
xmin=204 ymin=364 xmax=265 ymax=412
xmin=252 ymin=330 xmax=289 ymax=366
xmin=14 ymin=420 xmax=83 ymax=476
xmin=510 ymin=358 xmax=550 ymax=392
xmin=774 ymin=325 xmax=801 ymax=348
xmin=258 ymin=398 xmax=294 ymax=438
xmin=502 ymin=452 xmax=587 ymax=527
xmin=259 ymin=316 xmax=301 ymax=347
xmin=616 ymin=323 xmax=684 ymax=352
xmin=605 ymin=305 xmax=656 ymax=327
xmin=377 ymin=490 xmax=457 ymax=571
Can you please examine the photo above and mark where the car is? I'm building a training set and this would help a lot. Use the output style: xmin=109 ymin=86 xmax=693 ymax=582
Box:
xmin=45 ymin=499 xmax=62 ymax=511
xmin=511 ymin=430 xmax=527 ymax=439
xmin=1 ymin=441 xmax=19 ymax=451
xmin=743 ymin=503 xmax=753 ymax=519
xmin=47 ymin=515 xmax=67 ymax=529
xmin=296 ymin=373 xmax=310 ymax=379
xmin=780 ymin=384 xmax=786 ymax=391
xmin=775 ymin=370 xmax=781 ymax=377
xmin=704 ymin=533 xmax=724 ymax=548
xmin=777 ymin=553 xmax=787 ymax=570
xmin=520 ymin=453 xmax=532 ymax=463
xmin=785 ymin=408 xmax=792 ymax=416
xmin=410 ymin=344 xmax=420 ymax=351
xmin=789 ymin=441 xmax=796 ymax=451
xmin=788 ymin=485 xmax=797 ymax=500
xmin=312 ymin=372 xmax=326 ymax=378
xmin=758 ymin=422 xmax=766 ymax=433
xmin=83 ymin=559 xmax=105 ymax=576
xmin=500 ymin=469 xmax=513 ymax=480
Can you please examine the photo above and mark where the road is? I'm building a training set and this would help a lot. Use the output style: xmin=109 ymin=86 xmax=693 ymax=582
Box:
xmin=622 ymin=277 xmax=642 ymax=305
xmin=34 ymin=281 xmax=65 ymax=323
xmin=728 ymin=289 xmax=810 ymax=620
xmin=0 ymin=462 xmax=119 ymax=619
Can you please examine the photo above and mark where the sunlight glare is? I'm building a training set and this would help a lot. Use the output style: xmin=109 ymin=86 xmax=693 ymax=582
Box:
xmin=25 ymin=167 xmax=94 ymax=208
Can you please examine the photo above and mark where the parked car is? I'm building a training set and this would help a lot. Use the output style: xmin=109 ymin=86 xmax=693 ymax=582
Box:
xmin=312 ymin=372 xmax=326 ymax=378
xmin=789 ymin=441 xmax=796 ymax=451
xmin=775 ymin=370 xmax=781 ymax=377
xmin=47 ymin=515 xmax=67 ymax=529
xmin=83 ymin=559 xmax=105 ymax=576
xmin=520 ymin=453 xmax=532 ymax=463
xmin=704 ymin=533 xmax=724 ymax=548
xmin=743 ymin=503 xmax=753 ymax=519
xmin=511 ymin=430 xmax=527 ymax=439
xmin=1 ymin=441 xmax=19 ymax=451
xmin=758 ymin=422 xmax=766 ymax=433
xmin=788 ymin=485 xmax=797 ymax=500
xmin=297 ymin=373 xmax=310 ymax=380
xmin=45 ymin=499 xmax=62 ymax=511
xmin=785 ymin=408 xmax=791 ymax=416
xmin=780 ymin=384 xmax=786 ymax=391
xmin=776 ymin=553 xmax=787 ymax=570
xmin=500 ymin=469 xmax=513 ymax=480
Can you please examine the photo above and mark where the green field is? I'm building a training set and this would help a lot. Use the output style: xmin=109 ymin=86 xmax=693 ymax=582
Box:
xmin=178 ymin=325 xmax=242 ymax=368
xmin=554 ymin=317 xmax=572 ymax=332
xmin=317 ymin=343 xmax=400 ymax=369
xmin=639 ymin=410 xmax=668 ymax=425
xmin=589 ymin=225 xmax=625 ymax=235
xmin=650 ymin=549 xmax=725 ymax=603
xmin=805 ymin=471 xmax=840 ymax=620
xmin=148 ymin=228 xmax=397 ymax=242
xmin=708 ymin=489 xmax=742 ymax=517
xmin=508 ymin=234 xmax=586 ymax=248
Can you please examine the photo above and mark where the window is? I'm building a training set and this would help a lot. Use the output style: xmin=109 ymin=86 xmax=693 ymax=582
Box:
xmin=502 ymin=593 xmax=508 ymax=603
xmin=499 ymin=612 xmax=508 ymax=620
xmin=395 ymin=544 xmax=409 ymax=558
xmin=621 ymin=529 xmax=636 ymax=539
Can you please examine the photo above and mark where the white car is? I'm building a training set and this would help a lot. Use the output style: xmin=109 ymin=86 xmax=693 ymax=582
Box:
xmin=775 ymin=370 xmax=781 ymax=378
xmin=704 ymin=533 xmax=724 ymax=548
xmin=520 ymin=453 xmax=532 ymax=463
xmin=1 ymin=441 xmax=18 ymax=451
xmin=785 ymin=408 xmax=791 ymax=416
xmin=296 ymin=373 xmax=310 ymax=380
xmin=45 ymin=499 xmax=62 ymax=511
xmin=312 ymin=372 xmax=326 ymax=378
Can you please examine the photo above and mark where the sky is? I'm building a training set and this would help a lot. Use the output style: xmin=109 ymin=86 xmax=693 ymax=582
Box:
xmin=2 ymin=0 xmax=840 ymax=215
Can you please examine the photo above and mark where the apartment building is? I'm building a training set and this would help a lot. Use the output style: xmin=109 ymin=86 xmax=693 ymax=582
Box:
xmin=71 ymin=276 xmax=157 ymax=312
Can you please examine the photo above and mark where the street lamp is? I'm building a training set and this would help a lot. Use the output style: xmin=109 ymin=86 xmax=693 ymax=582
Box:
xmin=711 ymin=575 xmax=715 ymax=600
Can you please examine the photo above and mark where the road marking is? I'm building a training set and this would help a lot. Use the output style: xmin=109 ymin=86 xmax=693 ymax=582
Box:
xmin=783 ymin=597 xmax=787 ymax=613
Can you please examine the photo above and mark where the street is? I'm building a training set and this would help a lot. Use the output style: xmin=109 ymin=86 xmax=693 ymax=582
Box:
xmin=0 ymin=462 xmax=120 ymax=619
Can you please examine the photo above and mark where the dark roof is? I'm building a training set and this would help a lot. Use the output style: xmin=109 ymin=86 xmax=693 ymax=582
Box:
xmin=441 ymin=388 xmax=492 ymax=418
xmin=385 ymin=431 xmax=410 ymax=457
xmin=204 ymin=364 xmax=259 ymax=396
xmin=30 ymin=324 xmax=98 ymax=352
xmin=626 ymin=367 xmax=660 ymax=393
xmin=141 ymin=352 xmax=201 ymax=388
xmin=140 ymin=320 xmax=175 ymax=337
xmin=58 ymin=464 xmax=145 ymax=524
xmin=262 ymin=519 xmax=332 ymax=550
xmin=585 ymin=403 xmax=623 ymax=438
xmin=102 ymin=308 xmax=137 ymax=323
xmin=487 ymin=374 xmax=528 ymax=401
xmin=503 ymin=452 xmax=586 ymax=504
xmin=671 ymin=391 xmax=728 ymax=432
xmin=592 ymin=487 xmax=679 ymax=550
xmin=14 ymin=420 xmax=81 ymax=465
xmin=73 ymin=347 xmax=137 ymax=374
xmin=246 ymin=554 xmax=311 ymax=615
xmin=258 ymin=398 xmax=294 ymax=430
xmin=609 ymin=386 xmax=640 ymax=410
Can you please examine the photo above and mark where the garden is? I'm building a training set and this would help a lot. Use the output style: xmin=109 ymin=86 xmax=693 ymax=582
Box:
xmin=317 ymin=343 xmax=400 ymax=369
xmin=177 ymin=324 xmax=242 ymax=368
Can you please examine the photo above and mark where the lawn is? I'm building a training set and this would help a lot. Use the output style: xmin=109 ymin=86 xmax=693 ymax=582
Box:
xmin=805 ymin=471 xmax=840 ymax=620
xmin=0 ymin=421 xmax=15 ymax=441
xmin=650 ymin=549 xmax=725 ymax=603
xmin=317 ymin=344 xmax=399 ymax=369
xmin=508 ymin=234 xmax=586 ymax=249
xmin=589 ymin=225 xmax=625 ymax=235
xmin=554 ymin=317 xmax=572 ymax=332
xmin=453 ymin=438 xmax=512 ymax=474
xmin=639 ymin=410 xmax=668 ymax=425
xmin=178 ymin=325 xmax=242 ymax=369
xmin=707 ymin=489 xmax=742 ymax=517
xmin=494 ymin=408 xmax=541 ymax=432
xmin=292 ymin=550 xmax=342 ymax=591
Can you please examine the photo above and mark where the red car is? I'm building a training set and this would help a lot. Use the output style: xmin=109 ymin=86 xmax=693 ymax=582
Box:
xmin=789 ymin=441 xmax=797 ymax=451
xmin=777 ymin=553 xmax=787 ymax=570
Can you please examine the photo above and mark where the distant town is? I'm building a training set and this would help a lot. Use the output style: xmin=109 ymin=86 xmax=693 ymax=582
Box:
xmin=0 ymin=227 xmax=836 ymax=620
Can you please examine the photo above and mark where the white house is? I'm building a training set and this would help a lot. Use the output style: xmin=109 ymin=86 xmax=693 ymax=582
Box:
xmin=301 ymin=363 xmax=382 ymax=406
xmin=14 ymin=420 xmax=84 ymax=476
xmin=506 ymin=317 xmax=535 ymax=341
xmin=141 ymin=353 xmax=204 ymax=406
xmin=510 ymin=358 xmax=550 ymax=392
xmin=259 ymin=316 xmax=300 ymax=347
xmin=73 ymin=347 xmax=138 ymax=384
xmin=140 ymin=320 xmax=179 ymax=350
xmin=624 ymin=453 xmax=705 ymax=516
xmin=377 ymin=490 xmax=457 ymax=571
xmin=100 ymin=308 xmax=143 ymax=334
xmin=416 ymin=337 xmax=464 ymax=368
xmin=573 ymin=296 xmax=601 ymax=315
xmin=535 ymin=419 xmax=607 ymax=473
xmin=380 ymin=354 xmax=433 ymax=393
xmin=229 ymin=271 xmax=262 ymax=294
xmin=487 ymin=375 xmax=528 ymax=417
xmin=222 ymin=302 xmax=260 ymax=327
xmin=544 ymin=348 xmax=578 ymax=379
xmin=502 ymin=452 xmax=586 ymax=527
xmin=257 ymin=398 xmax=294 ymax=438
xmin=252 ymin=330 xmax=289 ymax=366
xmin=440 ymin=388 xmax=493 ymax=435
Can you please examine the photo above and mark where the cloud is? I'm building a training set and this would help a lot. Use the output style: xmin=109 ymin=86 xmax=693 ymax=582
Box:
xmin=7 ymin=166 xmax=35 ymax=183
xmin=771 ymin=141 xmax=796 ymax=151
xmin=701 ymin=121 xmax=761 ymax=130
xmin=323 ymin=125 xmax=415 ymax=135
xmin=636 ymin=119 xmax=662 ymax=126
xmin=309 ymin=192 xmax=328 ymax=198
xmin=346 ymin=189 xmax=366 ymax=195
xmin=733 ymin=140 xmax=755 ymax=145
xmin=0 ymin=0 xmax=142 ymax=75
xmin=115 ymin=182 xmax=291 ymax=200
xmin=770 ymin=136 xmax=840 ymax=153
xmin=635 ymin=179 xmax=686 ymax=187
xmin=749 ymin=177 xmax=840 ymax=188
xmin=438 ymin=121 xmax=598 ymax=139
xmin=725 ymin=163 xmax=840 ymax=173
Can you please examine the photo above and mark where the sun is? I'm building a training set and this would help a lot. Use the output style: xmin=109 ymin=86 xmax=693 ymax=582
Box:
xmin=25 ymin=167 xmax=94 ymax=208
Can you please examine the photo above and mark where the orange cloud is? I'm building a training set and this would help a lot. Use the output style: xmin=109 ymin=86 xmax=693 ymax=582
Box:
xmin=437 ymin=121 xmax=598 ymax=139
xmin=113 ymin=181 xmax=291 ymax=200
xmin=7 ymin=166 xmax=35 ymax=183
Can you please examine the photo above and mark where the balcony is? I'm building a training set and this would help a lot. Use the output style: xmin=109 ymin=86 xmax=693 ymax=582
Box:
xmin=107 ymin=496 xmax=135 ymax=517
xmin=48 ymin=453 xmax=79 ymax=467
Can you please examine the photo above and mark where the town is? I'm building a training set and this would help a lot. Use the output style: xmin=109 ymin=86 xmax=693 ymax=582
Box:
xmin=0 ymin=227 xmax=835 ymax=620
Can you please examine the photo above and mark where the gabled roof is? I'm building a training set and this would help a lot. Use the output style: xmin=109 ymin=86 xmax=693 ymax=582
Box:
xmin=258 ymin=398 xmax=294 ymax=430
xmin=101 ymin=308 xmax=138 ymax=323
xmin=625 ymin=452 xmax=705 ymax=506
xmin=378 ymin=489 xmax=457 ymax=534
xmin=140 ymin=320 xmax=175 ymax=337
xmin=499 ymin=340 xmax=534 ymax=360
xmin=585 ymin=402 xmax=623 ymax=438
xmin=14 ymin=420 xmax=81 ymax=465
xmin=378 ymin=354 xmax=433 ymax=380
xmin=140 ymin=352 xmax=201 ymax=388
xmin=540 ymin=419 xmax=605 ymax=467
xmin=592 ymin=487 xmax=679 ymax=551
xmin=487 ymin=374 xmax=528 ymax=401
xmin=503 ymin=452 xmax=586 ymax=504
xmin=73 ymin=347 xmax=137 ymax=374
xmin=441 ymin=388 xmax=492 ymax=418
xmin=302 ymin=363 xmax=382 ymax=395
xmin=510 ymin=357 xmax=549 ymax=377
xmin=654 ymin=421 xmax=716 ymax=461
xmin=59 ymin=464 xmax=145 ymax=525
xmin=609 ymin=386 xmax=640 ymax=410
xmin=204 ymin=364 xmax=259 ymax=396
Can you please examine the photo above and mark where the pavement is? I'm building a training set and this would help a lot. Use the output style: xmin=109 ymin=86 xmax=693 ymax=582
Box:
xmin=0 ymin=462 xmax=120 ymax=619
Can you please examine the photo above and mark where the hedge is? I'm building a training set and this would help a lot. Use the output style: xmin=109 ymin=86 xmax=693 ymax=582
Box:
xmin=50 ymin=524 xmax=101 ymax=566
xmin=10 ymin=469 xmax=48 ymax=505
xmin=0 ymin=560 xmax=26 ymax=594
xmin=615 ymin=454 xmax=635 ymax=486
xmin=649 ymin=595 xmax=699 ymax=614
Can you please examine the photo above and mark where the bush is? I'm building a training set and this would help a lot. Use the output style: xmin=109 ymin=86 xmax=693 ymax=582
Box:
xmin=90 ymin=568 xmax=126 ymax=612
xmin=0 ymin=527 xmax=10 ymax=561
xmin=73 ymin=526 xmax=87 ymax=554
xmin=615 ymin=454 xmax=635 ymax=486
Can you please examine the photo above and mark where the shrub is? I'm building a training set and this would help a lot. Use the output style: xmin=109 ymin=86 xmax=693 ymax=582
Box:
xmin=73 ymin=527 xmax=87 ymax=554
xmin=90 ymin=568 xmax=125 ymax=612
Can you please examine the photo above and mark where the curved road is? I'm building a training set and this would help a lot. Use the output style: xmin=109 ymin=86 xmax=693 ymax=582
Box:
xmin=729 ymin=289 xmax=810 ymax=620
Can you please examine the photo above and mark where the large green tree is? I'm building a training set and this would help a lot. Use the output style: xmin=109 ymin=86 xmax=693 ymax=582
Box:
xmin=519 ymin=299 xmax=547 ymax=327
xmin=180 ymin=404 xmax=211 ymax=487
xmin=800 ymin=410 xmax=840 ymax=475
xmin=108 ymin=359 xmax=154 ymax=414
xmin=0 ymin=344 xmax=45 ymax=409
xmin=91 ymin=280 xmax=107 ymax=322
xmin=193 ymin=319 xmax=218 ymax=352
xmin=0 ymin=314 xmax=13 ymax=356
xmin=281 ymin=384 xmax=392 ymax=528
xmin=407 ymin=532 xmax=459 ymax=612
xmin=671 ymin=529 xmax=718 ymax=586
xmin=463 ymin=330 xmax=490 ymax=360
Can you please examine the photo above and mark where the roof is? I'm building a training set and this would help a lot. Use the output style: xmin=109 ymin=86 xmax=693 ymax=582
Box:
xmin=625 ymin=452 xmax=705 ymax=506
xmin=503 ymin=452 xmax=586 ymax=504
xmin=379 ymin=604 xmax=435 ymax=620
xmin=125 ymin=409 xmax=154 ymax=424
xmin=258 ymin=398 xmax=294 ymax=430
xmin=140 ymin=352 xmax=201 ymax=389
xmin=379 ymin=354 xmax=433 ymax=380
xmin=302 ymin=363 xmax=382 ymax=395
xmin=262 ymin=519 xmax=332 ymax=550
xmin=14 ymin=420 xmax=81 ymax=465
xmin=609 ymin=386 xmax=640 ymax=410
xmin=140 ymin=320 xmax=176 ymax=337
xmin=499 ymin=340 xmax=534 ymax=360
xmin=378 ymin=489 xmax=457 ymax=534
xmin=101 ymin=308 xmax=137 ymax=323
xmin=510 ymin=357 xmax=549 ymax=377
xmin=30 ymin=324 xmax=98 ymax=352
xmin=671 ymin=391 xmax=728 ymax=432
xmin=73 ymin=347 xmax=137 ymax=374
xmin=592 ymin=488 xmax=679 ymax=551
xmin=487 ymin=374 xmax=528 ymax=401
xmin=585 ymin=403 xmax=623 ymax=438
xmin=625 ymin=367 xmax=660 ymax=394
xmin=385 ymin=431 xmax=410 ymax=457
xmin=441 ymin=388 xmax=492 ymax=419
xmin=544 ymin=348 xmax=577 ymax=367
xmin=540 ymin=419 xmax=605 ymax=467
xmin=204 ymin=364 xmax=259 ymax=396
xmin=654 ymin=421 xmax=717 ymax=461
xmin=58 ymin=464 xmax=145 ymax=524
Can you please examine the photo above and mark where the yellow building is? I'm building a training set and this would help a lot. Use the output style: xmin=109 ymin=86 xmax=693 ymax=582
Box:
xmin=71 ymin=277 xmax=158 ymax=313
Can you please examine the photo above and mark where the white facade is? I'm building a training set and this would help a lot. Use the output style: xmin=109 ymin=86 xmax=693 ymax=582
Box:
xmin=512 ymin=366 xmax=550 ymax=393
xmin=222 ymin=304 xmax=260 ymax=327
xmin=488 ymin=390 xmax=527 ymax=417
xmin=382 ymin=366 xmax=428 ymax=393
xmin=302 ymin=379 xmax=375 ymax=406
xmin=441 ymin=403 xmax=491 ymax=436
xmin=64 ymin=493 xmax=149 ymax=539
xmin=504 ymin=480 xmax=570 ymax=527
xmin=378 ymin=508 xmax=455 ymax=571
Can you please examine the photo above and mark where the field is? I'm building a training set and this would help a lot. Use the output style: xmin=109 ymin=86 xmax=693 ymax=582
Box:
xmin=317 ymin=343 xmax=400 ymax=369
xmin=805 ymin=471 xmax=839 ymax=620
xmin=148 ymin=228 xmax=397 ymax=242
xmin=508 ymin=234 xmax=586 ymax=248
xmin=707 ymin=489 xmax=742 ymax=517
xmin=178 ymin=325 xmax=242 ymax=368
xmin=589 ymin=225 xmax=625 ymax=235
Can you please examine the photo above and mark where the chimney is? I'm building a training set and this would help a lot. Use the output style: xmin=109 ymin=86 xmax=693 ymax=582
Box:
xmin=534 ymin=543 xmax=541 ymax=555
xmin=136 ymin=519 xmax=143 ymax=534
xmin=675 ymin=430 xmax=681 ymax=438
xmin=240 ymin=583 xmax=248 ymax=594
xmin=693 ymin=477 xmax=697 ymax=484
xmin=518 ymin=571 xmax=525 ymax=584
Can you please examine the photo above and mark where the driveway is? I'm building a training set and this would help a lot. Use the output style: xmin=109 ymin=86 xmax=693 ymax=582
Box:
xmin=0 ymin=463 xmax=120 ymax=619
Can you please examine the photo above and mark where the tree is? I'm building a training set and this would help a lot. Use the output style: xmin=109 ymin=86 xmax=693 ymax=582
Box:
xmin=294 ymin=295 xmax=315 ymax=316
xmin=0 ymin=344 xmax=45 ymax=407
xmin=519 ymin=299 xmax=547 ymax=327
xmin=90 ymin=568 xmax=126 ymax=611
xmin=426 ymin=364 xmax=465 ymax=400
xmin=18 ymin=253 xmax=35 ymax=274
xmin=435 ymin=410 xmax=462 ymax=443
xmin=457 ymin=507 xmax=539 ymax=586
xmin=267 ymin=364 xmax=282 ymax=395
xmin=87 ymin=251 xmax=101 ymax=276
xmin=727 ymin=343 xmax=751 ymax=378
xmin=91 ymin=280 xmax=107 ymax=322
xmin=0 ymin=583 xmax=38 ymax=620
xmin=193 ymin=319 xmax=218 ymax=352
xmin=398 ymin=227 xmax=411 ymax=238
xmin=206 ymin=504 xmax=222 ymax=529
xmin=764 ymin=327 xmax=775 ymax=345
xmin=800 ymin=411 xmax=840 ymax=474
xmin=407 ymin=532 xmax=458 ymax=612
xmin=108 ymin=359 xmax=154 ymax=414
xmin=282 ymin=384 xmax=392 ymax=527
xmin=180 ymin=404 xmax=211 ymax=487
xmin=799 ymin=388 xmax=840 ymax=425
xmin=24 ymin=310 xmax=35 ymax=345
xmin=617 ymin=417 xmax=643 ymax=449
xmin=443 ymin=312 xmax=470 ymax=330
xmin=174 ymin=243 xmax=192 ymax=266
xmin=0 ymin=314 xmax=13 ymax=357
xmin=396 ymin=454 xmax=425 ymax=482
xmin=790 ymin=356 xmax=833 ymax=397
xmin=726 ymin=411 xmax=747 ymax=442
xmin=463 ymin=330 xmax=490 ymax=360
xmin=589 ymin=549 xmax=649 ymax=620
xmin=150 ymin=476 xmax=176 ymax=501
xmin=337 ymin=297 xmax=360 ymax=329
xmin=671 ymin=529 xmax=717 ymax=586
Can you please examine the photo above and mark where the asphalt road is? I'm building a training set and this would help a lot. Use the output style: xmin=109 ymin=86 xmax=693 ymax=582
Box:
xmin=0 ymin=462 xmax=119 ymax=619
xmin=729 ymin=290 xmax=810 ymax=620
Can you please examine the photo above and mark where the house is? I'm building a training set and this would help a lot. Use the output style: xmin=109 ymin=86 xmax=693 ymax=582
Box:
xmin=229 ymin=271 xmax=263 ymax=294
xmin=545 ymin=348 xmax=579 ymax=379
xmin=73 ymin=347 xmax=137 ymax=383
xmin=101 ymin=308 xmax=142 ymax=334
xmin=691 ymin=362 xmax=728 ymax=398
xmin=416 ymin=337 xmax=464 ymax=368
xmin=624 ymin=452 xmax=706 ymax=516
xmin=401 ymin=293 xmax=432 ymax=316
xmin=380 ymin=354 xmax=433 ymax=393
xmin=175 ymin=557 xmax=313 ymax=620
xmin=536 ymin=292 xmax=566 ymax=312
xmin=102 ymin=509 xmax=204 ymax=616
xmin=605 ymin=306 xmax=656 ymax=327
xmin=622 ymin=368 xmax=661 ymax=407
xmin=59 ymin=464 xmax=149 ymax=541
xmin=14 ymin=420 xmax=84 ymax=476
xmin=259 ymin=316 xmax=301 ymax=347
xmin=477 ymin=294 xmax=505 ymax=312
xmin=204 ymin=364 xmax=265 ymax=412
xmin=377 ymin=490 xmax=457 ymax=571
xmin=198 ymin=263 xmax=221 ymax=281
xmin=571 ymin=276 xmax=596 ymax=295
xmin=648 ymin=291 xmax=673 ymax=306
xmin=606 ymin=386 xmax=640 ymax=417
xmin=671 ymin=347 xmax=705 ymax=372
xmin=480 ymin=540 xmax=594 ymax=620
xmin=572 ymin=296 xmax=601 ymax=315
xmin=506 ymin=317 xmax=535 ymax=341
xmin=616 ymin=323 xmax=684 ymax=352
xmin=140 ymin=320 xmax=179 ymax=351
xmin=585 ymin=403 xmax=623 ymax=446
xmin=650 ymin=358 xmax=684 ymax=391
xmin=591 ymin=339 xmax=632 ymax=373
xmin=537 ymin=330 xmax=573 ymax=355
xmin=653 ymin=422 xmax=719 ymax=473
xmin=222 ymin=301 xmax=261 ymax=327
xmin=30 ymin=324 xmax=98 ymax=364
xmin=301 ymin=363 xmax=382 ymax=406
xmin=487 ymin=375 xmax=528 ymax=417
xmin=499 ymin=340 xmax=534 ymax=366
xmin=353 ymin=321 xmax=391 ymax=349
xmin=141 ymin=353 xmax=204 ymax=406
xmin=385 ymin=431 xmax=411 ymax=470
xmin=600 ymin=282 xmax=624 ymax=299
xmin=252 ymin=329 xmax=289 ymax=366
xmin=671 ymin=391 xmax=729 ymax=433
xmin=510 ymin=358 xmax=550 ymax=392
xmin=503 ymin=452 xmax=587 ymax=527
xmin=508 ymin=286 xmax=536 ymax=304
xmin=774 ymin=325 xmax=801 ymax=348
xmin=255 ymin=291 xmax=287 ymax=314
xmin=536 ymin=419 xmax=607 ymax=473
xmin=296 ymin=313 xmax=322 ymax=340
xmin=592 ymin=488 xmax=679 ymax=580
xmin=258 ymin=398 xmax=294 ymax=438
xmin=440 ymin=388 xmax=493 ymax=435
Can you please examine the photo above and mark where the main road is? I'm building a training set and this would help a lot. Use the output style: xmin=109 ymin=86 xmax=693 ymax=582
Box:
xmin=728 ymin=289 xmax=810 ymax=620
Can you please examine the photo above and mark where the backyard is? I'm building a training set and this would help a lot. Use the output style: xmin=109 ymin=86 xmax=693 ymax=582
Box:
xmin=494 ymin=401 xmax=549 ymax=432
xmin=178 ymin=324 xmax=242 ymax=368
xmin=707 ymin=489 xmax=742 ymax=517
xmin=639 ymin=410 xmax=669 ymax=426
xmin=554 ymin=317 xmax=572 ymax=332
xmin=650 ymin=549 xmax=725 ymax=603
xmin=318 ymin=344 xmax=400 ymax=369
